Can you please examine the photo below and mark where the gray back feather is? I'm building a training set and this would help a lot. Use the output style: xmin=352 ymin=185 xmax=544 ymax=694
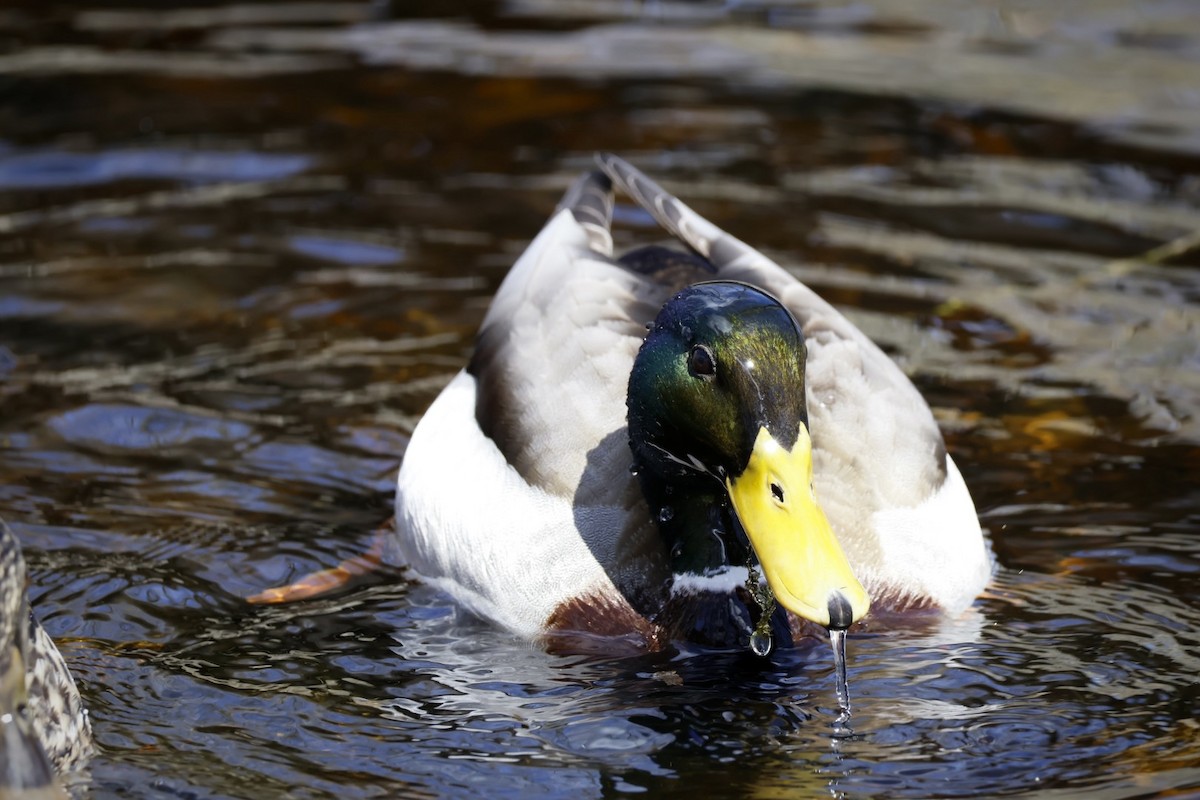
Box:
xmin=468 ymin=172 xmax=674 ymax=603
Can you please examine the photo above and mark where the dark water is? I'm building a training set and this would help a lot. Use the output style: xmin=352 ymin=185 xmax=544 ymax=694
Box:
xmin=2 ymin=1 xmax=1200 ymax=797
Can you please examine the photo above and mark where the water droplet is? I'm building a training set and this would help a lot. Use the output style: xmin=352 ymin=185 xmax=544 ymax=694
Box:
xmin=829 ymin=627 xmax=851 ymax=715
xmin=657 ymin=506 xmax=674 ymax=523
xmin=750 ymin=629 xmax=772 ymax=657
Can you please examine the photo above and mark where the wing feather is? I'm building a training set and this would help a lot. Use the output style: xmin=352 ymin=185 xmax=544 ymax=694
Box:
xmin=467 ymin=171 xmax=673 ymax=607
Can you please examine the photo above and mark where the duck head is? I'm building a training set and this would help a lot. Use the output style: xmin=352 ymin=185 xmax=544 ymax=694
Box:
xmin=627 ymin=281 xmax=870 ymax=631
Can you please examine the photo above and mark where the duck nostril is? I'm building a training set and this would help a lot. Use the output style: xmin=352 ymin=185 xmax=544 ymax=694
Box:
xmin=827 ymin=591 xmax=854 ymax=630
xmin=770 ymin=482 xmax=784 ymax=503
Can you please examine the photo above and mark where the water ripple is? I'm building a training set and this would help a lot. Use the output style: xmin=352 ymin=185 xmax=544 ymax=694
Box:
xmin=0 ymin=149 xmax=312 ymax=190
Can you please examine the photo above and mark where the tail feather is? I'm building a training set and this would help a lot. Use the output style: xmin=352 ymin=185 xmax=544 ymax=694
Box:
xmin=596 ymin=152 xmax=755 ymax=270
xmin=557 ymin=170 xmax=614 ymax=257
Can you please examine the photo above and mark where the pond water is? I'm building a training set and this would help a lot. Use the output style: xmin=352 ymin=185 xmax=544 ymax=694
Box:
xmin=2 ymin=1 xmax=1199 ymax=797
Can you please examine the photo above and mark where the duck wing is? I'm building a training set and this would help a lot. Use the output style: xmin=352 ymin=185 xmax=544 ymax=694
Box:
xmin=463 ymin=171 xmax=695 ymax=617
xmin=598 ymin=154 xmax=990 ymax=611
xmin=469 ymin=172 xmax=659 ymax=498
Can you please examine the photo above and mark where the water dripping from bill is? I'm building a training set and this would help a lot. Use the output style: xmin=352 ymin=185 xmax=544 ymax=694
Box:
xmin=829 ymin=627 xmax=854 ymax=736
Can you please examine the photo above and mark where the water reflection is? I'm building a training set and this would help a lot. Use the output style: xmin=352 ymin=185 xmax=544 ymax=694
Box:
xmin=0 ymin=149 xmax=311 ymax=190
xmin=0 ymin=0 xmax=1197 ymax=797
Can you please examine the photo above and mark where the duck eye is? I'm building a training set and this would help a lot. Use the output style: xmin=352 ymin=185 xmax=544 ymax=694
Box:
xmin=688 ymin=344 xmax=716 ymax=379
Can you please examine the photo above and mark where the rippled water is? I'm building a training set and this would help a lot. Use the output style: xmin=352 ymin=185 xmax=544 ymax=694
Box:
xmin=2 ymin=1 xmax=1199 ymax=797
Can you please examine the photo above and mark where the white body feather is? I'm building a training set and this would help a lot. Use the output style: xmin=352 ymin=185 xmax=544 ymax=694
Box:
xmin=392 ymin=370 xmax=620 ymax=637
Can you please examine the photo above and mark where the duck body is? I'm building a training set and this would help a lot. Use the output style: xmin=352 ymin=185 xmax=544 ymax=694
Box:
xmin=390 ymin=155 xmax=992 ymax=650
xmin=1 ymin=519 xmax=93 ymax=790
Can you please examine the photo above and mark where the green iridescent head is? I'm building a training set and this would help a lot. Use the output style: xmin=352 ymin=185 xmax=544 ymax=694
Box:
xmin=626 ymin=281 xmax=808 ymax=483
xmin=626 ymin=281 xmax=870 ymax=630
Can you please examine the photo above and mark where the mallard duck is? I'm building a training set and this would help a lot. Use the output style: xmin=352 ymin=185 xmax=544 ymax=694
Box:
xmin=389 ymin=155 xmax=992 ymax=651
xmin=1 ymin=519 xmax=93 ymax=790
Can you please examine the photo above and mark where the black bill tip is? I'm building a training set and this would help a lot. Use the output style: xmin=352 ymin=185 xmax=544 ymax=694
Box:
xmin=827 ymin=591 xmax=854 ymax=631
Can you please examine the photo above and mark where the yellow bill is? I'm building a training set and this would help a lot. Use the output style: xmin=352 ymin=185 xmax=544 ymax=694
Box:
xmin=726 ymin=426 xmax=870 ymax=628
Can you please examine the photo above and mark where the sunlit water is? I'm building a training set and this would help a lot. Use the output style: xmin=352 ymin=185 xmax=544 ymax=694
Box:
xmin=1 ymin=1 xmax=1199 ymax=797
